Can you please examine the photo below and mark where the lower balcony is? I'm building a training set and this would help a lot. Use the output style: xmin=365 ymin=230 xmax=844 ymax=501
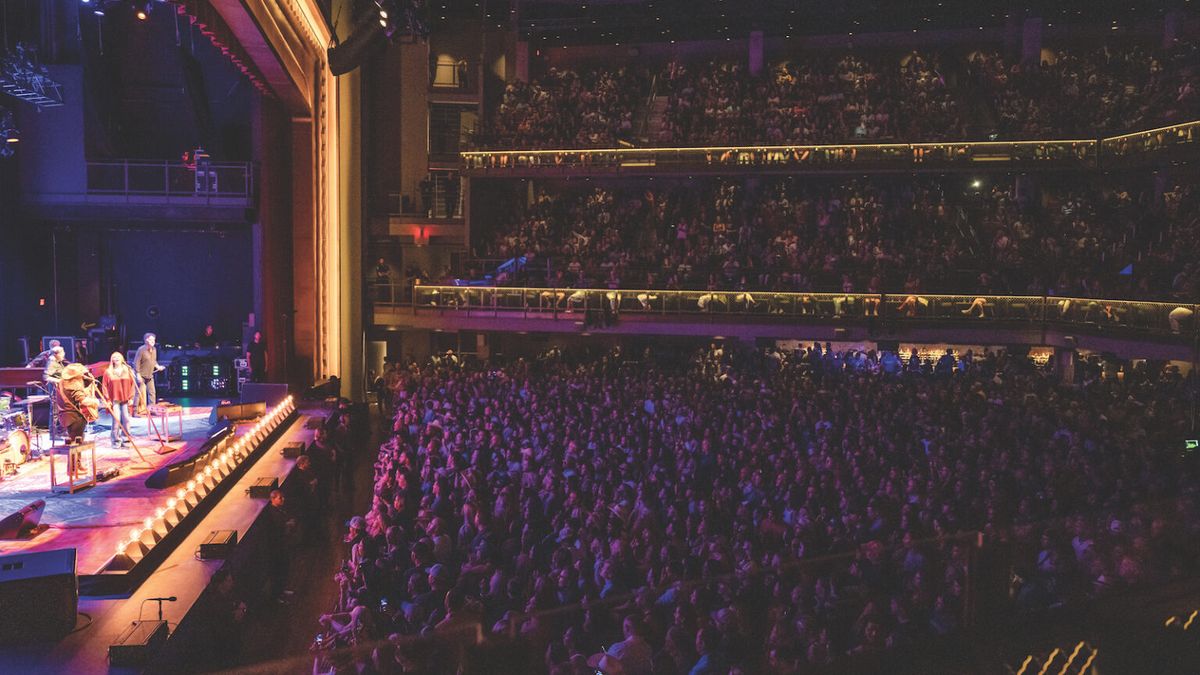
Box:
xmin=372 ymin=286 xmax=1199 ymax=361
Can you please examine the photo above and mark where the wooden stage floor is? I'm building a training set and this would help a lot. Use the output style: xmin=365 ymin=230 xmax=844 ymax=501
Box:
xmin=0 ymin=401 xmax=220 ymax=574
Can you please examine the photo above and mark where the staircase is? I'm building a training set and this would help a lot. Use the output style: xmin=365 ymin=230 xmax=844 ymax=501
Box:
xmin=632 ymin=74 xmax=669 ymax=145
xmin=640 ymin=96 xmax=671 ymax=145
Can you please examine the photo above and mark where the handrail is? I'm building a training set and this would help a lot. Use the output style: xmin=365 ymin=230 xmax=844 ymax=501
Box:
xmin=85 ymin=159 xmax=255 ymax=199
xmin=460 ymin=119 xmax=1200 ymax=173
xmin=384 ymin=285 xmax=1199 ymax=339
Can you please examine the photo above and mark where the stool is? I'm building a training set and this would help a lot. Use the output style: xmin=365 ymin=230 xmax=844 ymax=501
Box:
xmin=147 ymin=403 xmax=184 ymax=454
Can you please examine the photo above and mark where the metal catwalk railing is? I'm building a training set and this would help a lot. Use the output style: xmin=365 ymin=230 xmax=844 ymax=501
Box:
xmin=86 ymin=160 xmax=255 ymax=199
xmin=375 ymin=284 xmax=1199 ymax=338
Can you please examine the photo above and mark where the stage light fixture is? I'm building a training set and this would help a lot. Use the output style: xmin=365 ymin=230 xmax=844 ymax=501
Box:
xmin=136 ymin=9 xmax=148 ymax=20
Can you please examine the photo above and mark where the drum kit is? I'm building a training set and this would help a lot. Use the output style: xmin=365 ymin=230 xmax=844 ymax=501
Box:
xmin=1 ymin=397 xmax=44 ymax=477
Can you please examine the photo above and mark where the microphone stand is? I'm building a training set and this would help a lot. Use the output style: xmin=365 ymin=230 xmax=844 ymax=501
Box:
xmin=88 ymin=375 xmax=149 ymax=466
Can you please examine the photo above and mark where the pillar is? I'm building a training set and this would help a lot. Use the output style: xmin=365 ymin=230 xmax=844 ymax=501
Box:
xmin=1022 ymin=18 xmax=1042 ymax=66
xmin=1164 ymin=10 xmax=1183 ymax=48
xmin=1054 ymin=347 xmax=1075 ymax=384
xmin=1015 ymin=174 xmax=1036 ymax=210
xmin=515 ymin=41 xmax=529 ymax=83
xmin=748 ymin=31 xmax=764 ymax=77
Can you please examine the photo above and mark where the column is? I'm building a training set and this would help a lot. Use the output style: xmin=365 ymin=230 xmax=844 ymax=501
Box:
xmin=1022 ymin=17 xmax=1042 ymax=66
xmin=748 ymin=31 xmax=764 ymax=77
xmin=1164 ymin=10 xmax=1183 ymax=48
xmin=515 ymin=41 xmax=529 ymax=83
xmin=1054 ymin=347 xmax=1075 ymax=385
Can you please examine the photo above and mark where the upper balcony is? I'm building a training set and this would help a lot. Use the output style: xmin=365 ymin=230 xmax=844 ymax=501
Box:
xmin=461 ymin=121 xmax=1199 ymax=177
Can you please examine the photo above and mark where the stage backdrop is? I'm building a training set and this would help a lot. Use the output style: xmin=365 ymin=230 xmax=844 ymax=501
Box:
xmin=104 ymin=228 xmax=252 ymax=346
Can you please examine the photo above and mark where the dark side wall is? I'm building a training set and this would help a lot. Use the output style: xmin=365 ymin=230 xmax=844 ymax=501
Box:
xmin=98 ymin=227 xmax=253 ymax=347
xmin=24 ymin=225 xmax=254 ymax=357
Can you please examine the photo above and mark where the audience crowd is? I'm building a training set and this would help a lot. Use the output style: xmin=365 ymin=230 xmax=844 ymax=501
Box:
xmin=469 ymin=177 xmax=1200 ymax=301
xmin=311 ymin=344 xmax=1200 ymax=673
xmin=969 ymin=44 xmax=1200 ymax=139
xmin=473 ymin=67 xmax=650 ymax=149
xmin=471 ymin=43 xmax=1198 ymax=150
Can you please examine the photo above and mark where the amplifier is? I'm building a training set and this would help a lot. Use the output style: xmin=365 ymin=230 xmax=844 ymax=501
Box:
xmin=108 ymin=619 xmax=169 ymax=666
xmin=281 ymin=442 xmax=305 ymax=459
xmin=249 ymin=476 xmax=279 ymax=499
xmin=198 ymin=530 xmax=238 ymax=560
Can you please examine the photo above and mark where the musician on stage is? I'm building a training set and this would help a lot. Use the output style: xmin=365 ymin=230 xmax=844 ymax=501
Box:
xmin=27 ymin=339 xmax=62 ymax=368
xmin=54 ymin=363 xmax=99 ymax=446
xmin=43 ymin=345 xmax=67 ymax=442
xmin=42 ymin=345 xmax=67 ymax=382
xmin=134 ymin=332 xmax=165 ymax=413
xmin=102 ymin=352 xmax=136 ymax=447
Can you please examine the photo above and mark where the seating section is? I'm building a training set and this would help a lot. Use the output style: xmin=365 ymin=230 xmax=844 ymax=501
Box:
xmin=471 ymin=43 xmax=1199 ymax=149
xmin=315 ymin=345 xmax=1200 ymax=672
xmin=467 ymin=177 xmax=1200 ymax=301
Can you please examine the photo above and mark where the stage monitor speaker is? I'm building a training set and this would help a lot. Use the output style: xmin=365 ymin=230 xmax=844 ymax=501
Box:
xmin=109 ymin=620 xmax=169 ymax=666
xmin=198 ymin=530 xmax=238 ymax=560
xmin=0 ymin=499 xmax=47 ymax=539
xmin=210 ymin=401 xmax=267 ymax=425
xmin=0 ymin=548 xmax=78 ymax=644
xmin=41 ymin=336 xmax=76 ymax=361
xmin=240 ymin=383 xmax=289 ymax=408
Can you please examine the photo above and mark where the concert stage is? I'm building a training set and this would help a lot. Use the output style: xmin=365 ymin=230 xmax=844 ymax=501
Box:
xmin=0 ymin=401 xmax=220 ymax=574
xmin=0 ymin=398 xmax=320 ymax=673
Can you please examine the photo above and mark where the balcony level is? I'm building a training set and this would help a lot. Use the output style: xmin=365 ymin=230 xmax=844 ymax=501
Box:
xmin=461 ymin=121 xmax=1199 ymax=177
xmin=373 ymin=287 xmax=1199 ymax=362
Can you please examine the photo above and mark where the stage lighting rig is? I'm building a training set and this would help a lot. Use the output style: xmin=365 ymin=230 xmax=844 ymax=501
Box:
xmin=0 ymin=42 xmax=65 ymax=109
xmin=328 ymin=0 xmax=428 ymax=75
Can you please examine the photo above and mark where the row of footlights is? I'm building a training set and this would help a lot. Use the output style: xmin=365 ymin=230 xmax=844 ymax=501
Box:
xmin=111 ymin=396 xmax=295 ymax=568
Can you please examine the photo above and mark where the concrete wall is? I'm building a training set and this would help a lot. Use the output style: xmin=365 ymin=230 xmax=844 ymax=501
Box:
xmin=17 ymin=66 xmax=86 ymax=200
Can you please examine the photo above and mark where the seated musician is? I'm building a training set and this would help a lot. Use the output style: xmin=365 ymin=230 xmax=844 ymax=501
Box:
xmin=55 ymin=363 xmax=99 ymax=446
xmin=27 ymin=339 xmax=63 ymax=368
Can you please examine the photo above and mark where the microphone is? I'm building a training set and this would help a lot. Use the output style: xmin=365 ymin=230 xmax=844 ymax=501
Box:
xmin=148 ymin=596 xmax=177 ymax=602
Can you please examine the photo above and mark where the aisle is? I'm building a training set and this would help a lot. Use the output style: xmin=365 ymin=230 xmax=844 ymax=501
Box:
xmin=231 ymin=407 xmax=378 ymax=672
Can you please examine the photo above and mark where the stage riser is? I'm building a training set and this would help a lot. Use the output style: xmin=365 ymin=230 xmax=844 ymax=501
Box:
xmin=80 ymin=408 xmax=298 ymax=596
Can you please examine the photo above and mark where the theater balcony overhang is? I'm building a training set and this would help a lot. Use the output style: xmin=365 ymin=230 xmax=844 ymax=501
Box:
xmin=460 ymin=121 xmax=1199 ymax=177
xmin=374 ymin=287 xmax=1199 ymax=362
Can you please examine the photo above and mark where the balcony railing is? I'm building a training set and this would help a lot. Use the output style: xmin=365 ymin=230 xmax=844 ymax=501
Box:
xmin=460 ymin=120 xmax=1198 ymax=175
xmin=86 ymin=160 xmax=255 ymax=201
xmin=1100 ymin=119 xmax=1200 ymax=159
xmin=375 ymin=285 xmax=1198 ymax=338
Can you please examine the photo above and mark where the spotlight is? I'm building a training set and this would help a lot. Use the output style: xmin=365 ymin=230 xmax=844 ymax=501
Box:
xmin=380 ymin=10 xmax=388 ymax=19
xmin=379 ymin=18 xmax=388 ymax=27
xmin=971 ymin=179 xmax=982 ymax=189
xmin=136 ymin=9 xmax=148 ymax=20
xmin=81 ymin=0 xmax=91 ymax=4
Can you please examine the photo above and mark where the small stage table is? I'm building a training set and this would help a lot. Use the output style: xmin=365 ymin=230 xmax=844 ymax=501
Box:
xmin=50 ymin=442 xmax=97 ymax=494
xmin=147 ymin=402 xmax=184 ymax=454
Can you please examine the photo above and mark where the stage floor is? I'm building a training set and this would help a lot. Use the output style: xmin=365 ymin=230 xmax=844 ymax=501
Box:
xmin=0 ymin=408 xmax=317 ymax=675
xmin=0 ymin=400 xmax=221 ymax=574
